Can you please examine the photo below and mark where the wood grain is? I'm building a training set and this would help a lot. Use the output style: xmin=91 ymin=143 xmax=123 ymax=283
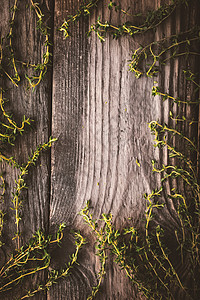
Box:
xmin=0 ymin=1 xmax=53 ymax=299
xmin=50 ymin=0 xmax=199 ymax=299
xmin=49 ymin=0 xmax=176 ymax=299
xmin=0 ymin=0 xmax=199 ymax=299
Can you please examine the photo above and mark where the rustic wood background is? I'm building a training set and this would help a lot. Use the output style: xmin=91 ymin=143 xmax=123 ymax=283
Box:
xmin=0 ymin=0 xmax=199 ymax=299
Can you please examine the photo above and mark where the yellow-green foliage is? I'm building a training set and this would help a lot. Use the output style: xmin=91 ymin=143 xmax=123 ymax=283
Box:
xmin=0 ymin=0 xmax=199 ymax=299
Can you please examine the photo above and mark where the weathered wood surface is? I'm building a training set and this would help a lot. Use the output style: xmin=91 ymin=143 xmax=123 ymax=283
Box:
xmin=0 ymin=0 xmax=199 ymax=299
xmin=50 ymin=0 xmax=199 ymax=299
xmin=50 ymin=0 xmax=158 ymax=299
xmin=0 ymin=1 xmax=53 ymax=299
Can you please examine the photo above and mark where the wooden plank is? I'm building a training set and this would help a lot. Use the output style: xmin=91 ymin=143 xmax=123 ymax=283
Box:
xmin=156 ymin=3 xmax=200 ymax=298
xmin=0 ymin=0 xmax=197 ymax=299
xmin=50 ymin=0 xmax=199 ymax=298
xmin=49 ymin=1 xmax=93 ymax=298
xmin=50 ymin=0 xmax=164 ymax=299
xmin=0 ymin=0 xmax=53 ymax=299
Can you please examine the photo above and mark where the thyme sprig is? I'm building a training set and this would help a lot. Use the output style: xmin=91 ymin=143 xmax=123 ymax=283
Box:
xmin=59 ymin=0 xmax=100 ymax=39
xmin=7 ymin=0 xmax=20 ymax=86
xmin=0 ymin=89 xmax=31 ymax=141
xmin=129 ymin=29 xmax=200 ymax=78
xmin=0 ymin=0 xmax=199 ymax=298
xmin=0 ymin=225 xmax=85 ymax=298
xmin=81 ymin=53 xmax=200 ymax=298
xmin=11 ymin=137 xmax=57 ymax=249
xmin=25 ymin=0 xmax=52 ymax=89
xmin=82 ymin=119 xmax=200 ymax=298
xmin=80 ymin=203 xmax=107 ymax=300
xmin=88 ymin=1 xmax=178 ymax=41
xmin=152 ymin=84 xmax=200 ymax=105
xmin=19 ymin=231 xmax=86 ymax=299
xmin=2 ymin=0 xmax=52 ymax=89
xmin=0 ymin=88 xmax=31 ymax=171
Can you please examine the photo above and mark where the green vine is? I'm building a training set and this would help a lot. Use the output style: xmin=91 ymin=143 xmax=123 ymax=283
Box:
xmin=1 ymin=0 xmax=51 ymax=89
xmin=0 ymin=1 xmax=86 ymax=298
xmin=11 ymin=137 xmax=57 ymax=249
xmin=81 ymin=108 xmax=200 ymax=298
xmin=25 ymin=0 xmax=51 ymax=89
xmin=0 ymin=0 xmax=199 ymax=299
xmin=78 ymin=0 xmax=200 ymax=299
xmin=129 ymin=29 xmax=200 ymax=78
xmin=59 ymin=0 xmax=100 ymax=38
xmin=88 ymin=0 xmax=179 ymax=41
xmin=0 ymin=225 xmax=85 ymax=298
